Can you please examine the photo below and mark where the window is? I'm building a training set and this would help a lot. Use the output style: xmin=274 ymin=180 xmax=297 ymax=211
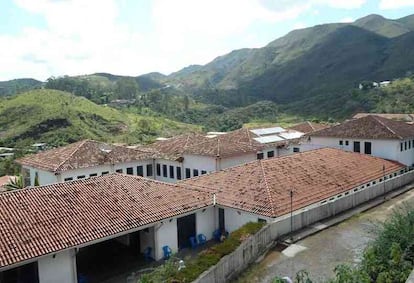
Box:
xmin=353 ymin=141 xmax=360 ymax=153
xmin=293 ymin=147 xmax=300 ymax=152
xmin=77 ymin=175 xmax=85 ymax=179
xmin=146 ymin=164 xmax=153 ymax=177
xmin=410 ymin=141 xmax=412 ymax=149
xmin=169 ymin=165 xmax=174 ymax=179
xmin=193 ymin=169 xmax=199 ymax=177
xmin=364 ymin=142 xmax=372 ymax=154
xmin=339 ymin=140 xmax=343 ymax=146
xmin=126 ymin=167 xmax=133 ymax=175
xmin=185 ymin=168 xmax=191 ymax=178
xmin=405 ymin=141 xmax=408 ymax=150
xmin=267 ymin=151 xmax=274 ymax=158
xmin=101 ymin=171 xmax=109 ymax=175
xmin=162 ymin=164 xmax=167 ymax=177
xmin=64 ymin=177 xmax=73 ymax=182
xmin=89 ymin=173 xmax=97 ymax=177
xmin=345 ymin=141 xmax=349 ymax=146
xmin=401 ymin=142 xmax=404 ymax=152
xmin=156 ymin=163 xmax=161 ymax=176
xmin=257 ymin=152 xmax=264 ymax=160
xmin=258 ymin=218 xmax=267 ymax=224
xmin=176 ymin=167 xmax=182 ymax=180
xmin=115 ymin=169 xmax=123 ymax=173
xmin=137 ymin=166 xmax=143 ymax=176
xmin=201 ymin=170 xmax=207 ymax=175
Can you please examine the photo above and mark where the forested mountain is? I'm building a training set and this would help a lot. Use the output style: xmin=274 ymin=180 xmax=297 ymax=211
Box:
xmin=2 ymin=13 xmax=414 ymax=129
xmin=0 ymin=78 xmax=42 ymax=96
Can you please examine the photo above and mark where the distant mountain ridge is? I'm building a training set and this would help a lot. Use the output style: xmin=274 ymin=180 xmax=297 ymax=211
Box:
xmin=2 ymin=13 xmax=414 ymax=120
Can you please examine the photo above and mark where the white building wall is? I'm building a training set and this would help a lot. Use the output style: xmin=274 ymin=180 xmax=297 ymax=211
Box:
xmin=38 ymin=249 xmax=77 ymax=283
xmin=25 ymin=166 xmax=58 ymax=186
xmin=223 ymin=207 xmax=269 ymax=233
xmin=196 ymin=207 xmax=216 ymax=241
xmin=219 ymin=153 xmax=256 ymax=170
xmin=302 ymin=137 xmax=414 ymax=166
xmin=154 ymin=159 xmax=182 ymax=183
xmin=183 ymin=155 xmax=217 ymax=174
xmin=140 ymin=227 xmax=155 ymax=258
xmin=154 ymin=219 xmax=178 ymax=260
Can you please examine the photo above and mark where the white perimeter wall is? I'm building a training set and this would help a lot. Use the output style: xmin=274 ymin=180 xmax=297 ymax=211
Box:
xmin=38 ymin=249 xmax=77 ymax=283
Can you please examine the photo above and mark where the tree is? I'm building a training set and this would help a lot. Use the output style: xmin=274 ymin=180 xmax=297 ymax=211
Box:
xmin=4 ymin=175 xmax=23 ymax=191
xmin=115 ymin=78 xmax=139 ymax=100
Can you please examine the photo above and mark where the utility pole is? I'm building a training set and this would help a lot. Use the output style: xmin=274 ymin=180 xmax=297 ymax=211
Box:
xmin=383 ymin=165 xmax=386 ymax=199
xmin=290 ymin=190 xmax=294 ymax=241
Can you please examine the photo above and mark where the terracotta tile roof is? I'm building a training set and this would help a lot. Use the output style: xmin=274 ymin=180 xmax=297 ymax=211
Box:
xmin=140 ymin=133 xmax=208 ymax=160
xmin=289 ymin=121 xmax=330 ymax=134
xmin=16 ymin=140 xmax=156 ymax=173
xmin=183 ymin=128 xmax=265 ymax=158
xmin=309 ymin=115 xmax=414 ymax=139
xmin=181 ymin=148 xmax=404 ymax=218
xmin=353 ymin=113 xmax=414 ymax=122
xmin=0 ymin=174 xmax=211 ymax=269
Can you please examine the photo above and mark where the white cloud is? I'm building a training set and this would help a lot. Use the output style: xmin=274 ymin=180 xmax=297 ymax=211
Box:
xmin=339 ymin=17 xmax=354 ymax=23
xmin=313 ymin=0 xmax=366 ymax=9
xmin=0 ymin=0 xmax=370 ymax=81
xmin=379 ymin=0 xmax=414 ymax=9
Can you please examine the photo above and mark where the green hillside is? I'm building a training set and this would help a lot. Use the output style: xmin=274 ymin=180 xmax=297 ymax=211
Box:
xmin=0 ymin=78 xmax=43 ymax=96
xmin=0 ymin=89 xmax=198 ymax=147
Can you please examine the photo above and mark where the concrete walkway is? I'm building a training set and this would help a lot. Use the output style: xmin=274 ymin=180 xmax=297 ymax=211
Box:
xmin=234 ymin=184 xmax=414 ymax=283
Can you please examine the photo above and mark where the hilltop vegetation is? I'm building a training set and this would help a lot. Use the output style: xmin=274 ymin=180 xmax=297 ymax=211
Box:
xmin=0 ymin=89 xmax=198 ymax=147
xmin=2 ymin=13 xmax=414 ymax=131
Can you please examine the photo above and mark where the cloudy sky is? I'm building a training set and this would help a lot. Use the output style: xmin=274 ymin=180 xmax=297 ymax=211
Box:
xmin=0 ymin=0 xmax=413 ymax=81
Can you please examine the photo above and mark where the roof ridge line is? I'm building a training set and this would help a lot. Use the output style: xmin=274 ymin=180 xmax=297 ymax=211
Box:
xmin=308 ymin=121 xmax=315 ymax=131
xmin=55 ymin=139 xmax=89 ymax=172
xmin=372 ymin=116 xmax=402 ymax=139
xmin=259 ymin=160 xmax=276 ymax=216
xmin=246 ymin=128 xmax=254 ymax=146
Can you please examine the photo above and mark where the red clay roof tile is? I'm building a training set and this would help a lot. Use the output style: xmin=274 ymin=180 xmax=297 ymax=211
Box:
xmin=181 ymin=148 xmax=404 ymax=218
xmin=16 ymin=140 xmax=156 ymax=173
xmin=310 ymin=116 xmax=414 ymax=139
xmin=0 ymin=174 xmax=211 ymax=269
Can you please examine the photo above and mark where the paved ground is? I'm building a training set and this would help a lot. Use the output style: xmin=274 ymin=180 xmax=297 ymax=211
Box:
xmin=234 ymin=188 xmax=414 ymax=283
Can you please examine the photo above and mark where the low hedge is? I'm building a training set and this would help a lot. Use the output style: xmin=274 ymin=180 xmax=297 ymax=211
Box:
xmin=139 ymin=221 xmax=265 ymax=283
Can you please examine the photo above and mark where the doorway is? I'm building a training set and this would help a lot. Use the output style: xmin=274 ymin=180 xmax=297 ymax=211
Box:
xmin=177 ymin=214 xmax=196 ymax=249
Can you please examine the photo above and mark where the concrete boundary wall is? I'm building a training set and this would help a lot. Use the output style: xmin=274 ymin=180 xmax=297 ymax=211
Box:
xmin=194 ymin=169 xmax=414 ymax=283
xmin=406 ymin=269 xmax=414 ymax=283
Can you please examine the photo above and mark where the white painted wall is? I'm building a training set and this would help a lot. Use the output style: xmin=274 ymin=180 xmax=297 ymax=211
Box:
xmin=154 ymin=219 xmax=178 ymax=260
xmin=196 ymin=207 xmax=216 ymax=241
xmin=302 ymin=136 xmax=414 ymax=166
xmin=24 ymin=166 xmax=58 ymax=186
xmin=183 ymin=155 xmax=217 ymax=174
xmin=154 ymin=159 xmax=182 ymax=183
xmin=219 ymin=153 xmax=256 ymax=170
xmin=223 ymin=207 xmax=270 ymax=233
xmin=140 ymin=227 xmax=155 ymax=258
xmin=38 ymin=249 xmax=77 ymax=283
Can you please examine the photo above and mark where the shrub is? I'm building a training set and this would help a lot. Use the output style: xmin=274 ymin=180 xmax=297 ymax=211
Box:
xmin=139 ymin=221 xmax=265 ymax=283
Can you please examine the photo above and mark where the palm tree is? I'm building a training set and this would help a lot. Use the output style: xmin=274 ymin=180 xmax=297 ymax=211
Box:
xmin=4 ymin=175 xmax=23 ymax=191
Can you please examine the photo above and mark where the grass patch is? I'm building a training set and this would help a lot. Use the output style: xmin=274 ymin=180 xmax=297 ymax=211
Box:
xmin=139 ymin=222 xmax=265 ymax=283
